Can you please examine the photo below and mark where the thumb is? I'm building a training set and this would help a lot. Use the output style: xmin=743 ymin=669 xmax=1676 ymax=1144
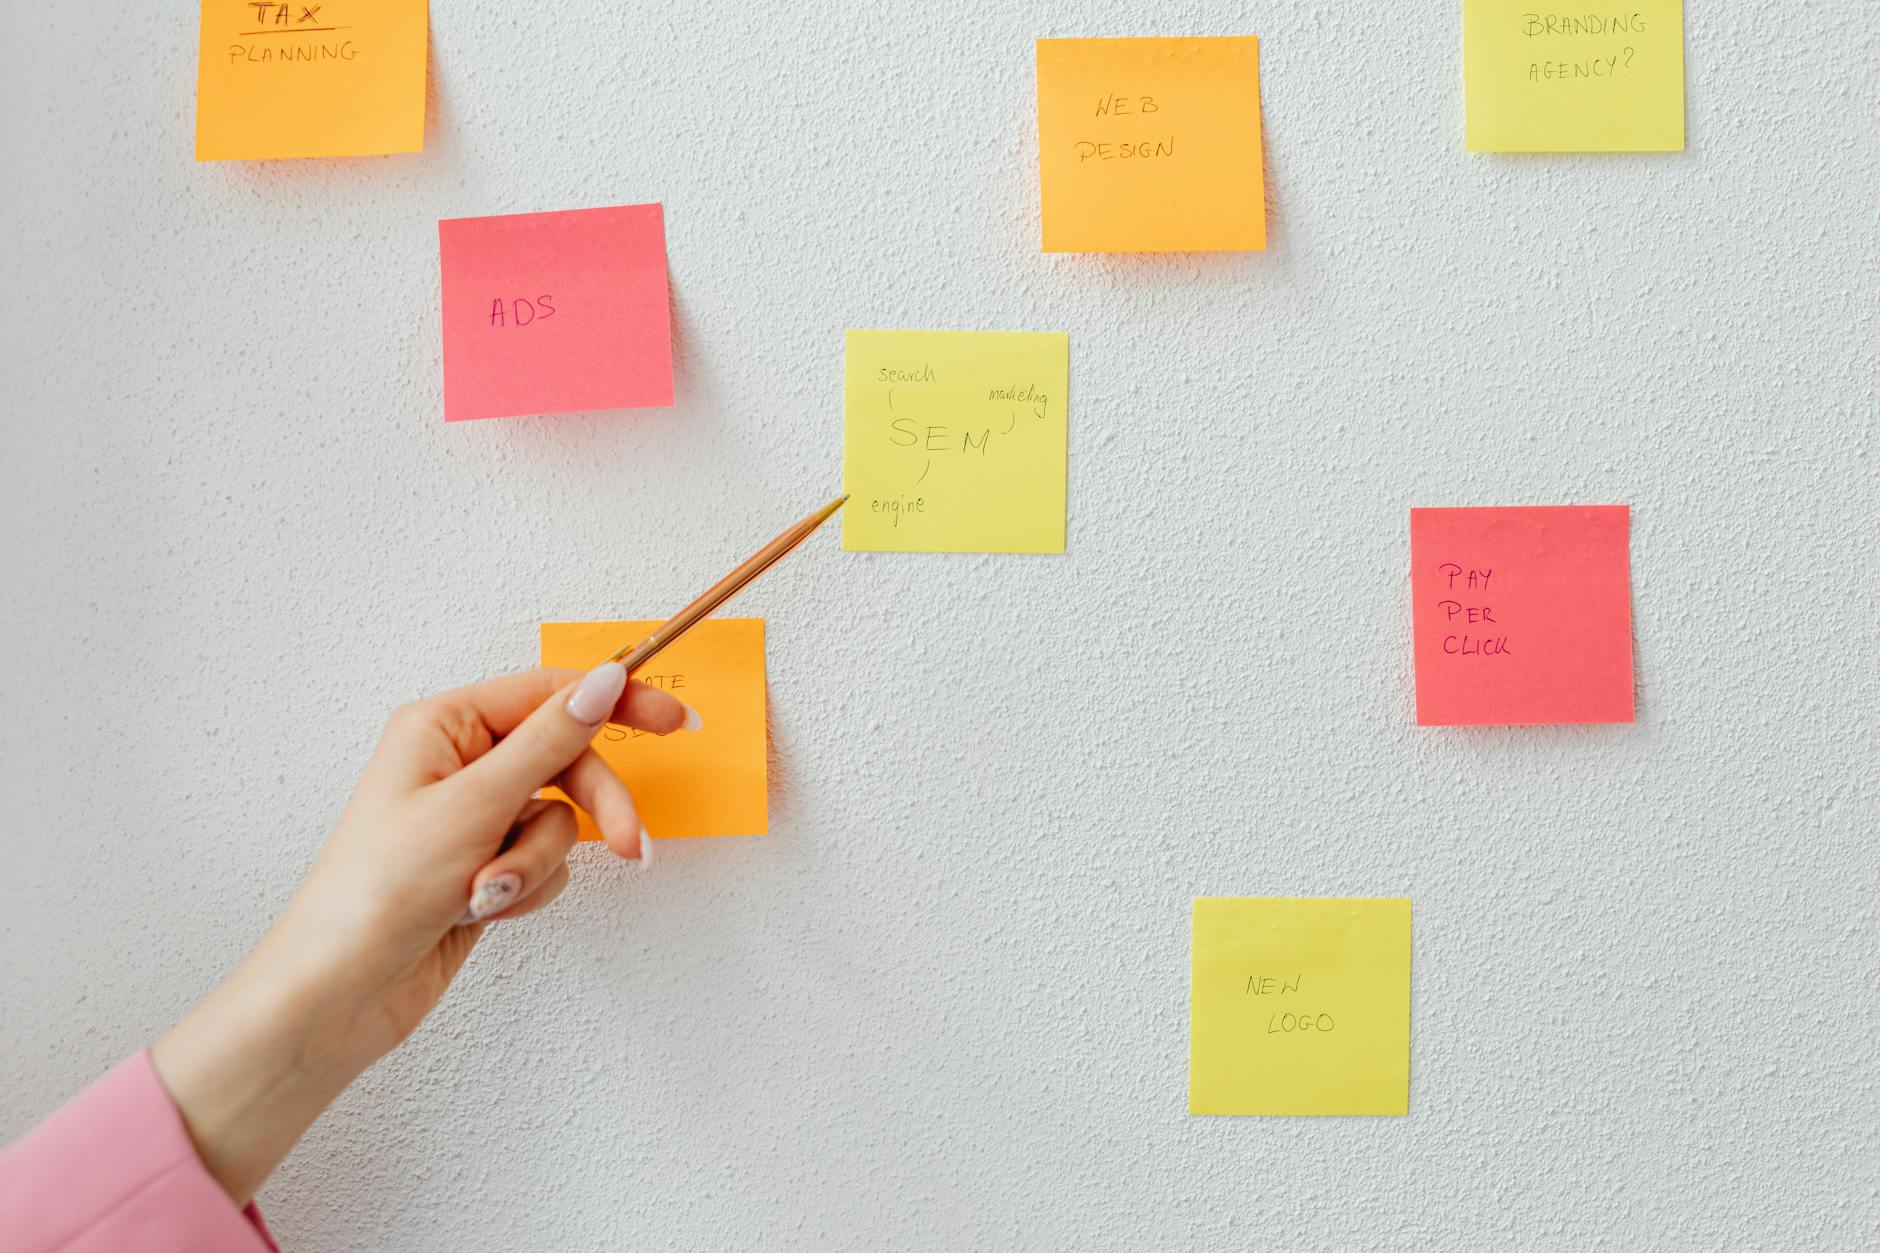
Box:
xmin=447 ymin=662 xmax=627 ymax=805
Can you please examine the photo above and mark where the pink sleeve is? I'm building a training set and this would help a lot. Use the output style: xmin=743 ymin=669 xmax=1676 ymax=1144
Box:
xmin=0 ymin=1050 xmax=279 ymax=1253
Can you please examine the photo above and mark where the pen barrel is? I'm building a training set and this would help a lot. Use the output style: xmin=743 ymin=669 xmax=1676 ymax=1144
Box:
xmin=603 ymin=495 xmax=846 ymax=674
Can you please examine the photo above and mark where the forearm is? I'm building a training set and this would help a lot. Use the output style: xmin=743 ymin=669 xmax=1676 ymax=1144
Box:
xmin=150 ymin=950 xmax=392 ymax=1207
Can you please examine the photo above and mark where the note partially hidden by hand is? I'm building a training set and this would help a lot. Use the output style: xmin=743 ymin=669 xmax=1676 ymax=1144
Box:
xmin=1410 ymin=505 xmax=1634 ymax=726
xmin=539 ymin=619 xmax=767 ymax=840
xmin=1035 ymin=36 xmax=1265 ymax=252
xmin=1190 ymin=898 xmax=1412 ymax=1116
xmin=195 ymin=0 xmax=428 ymax=160
xmin=1464 ymin=0 xmax=1685 ymax=151
xmin=842 ymin=330 xmax=1068 ymax=553
xmin=438 ymin=204 xmax=673 ymax=422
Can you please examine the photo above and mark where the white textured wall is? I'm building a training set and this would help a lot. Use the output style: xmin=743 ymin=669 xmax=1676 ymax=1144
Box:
xmin=3 ymin=2 xmax=1877 ymax=1249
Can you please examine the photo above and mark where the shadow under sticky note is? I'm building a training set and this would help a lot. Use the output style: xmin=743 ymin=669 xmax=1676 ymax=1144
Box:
xmin=1463 ymin=0 xmax=1685 ymax=152
xmin=539 ymin=619 xmax=767 ymax=840
xmin=1410 ymin=505 xmax=1634 ymax=726
xmin=195 ymin=0 xmax=429 ymax=161
xmin=438 ymin=204 xmax=673 ymax=422
xmin=842 ymin=330 xmax=1069 ymax=553
xmin=1036 ymin=36 xmax=1265 ymax=252
xmin=1189 ymin=897 xmax=1412 ymax=1117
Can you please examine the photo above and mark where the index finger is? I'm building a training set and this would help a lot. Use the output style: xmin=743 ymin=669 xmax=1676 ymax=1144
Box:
xmin=443 ymin=667 xmax=688 ymax=738
xmin=394 ymin=662 xmax=684 ymax=782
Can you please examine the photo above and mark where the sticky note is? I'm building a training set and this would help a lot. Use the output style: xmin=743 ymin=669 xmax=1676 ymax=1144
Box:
xmin=438 ymin=205 xmax=674 ymax=422
xmin=1463 ymin=1 xmax=1685 ymax=151
xmin=842 ymin=330 xmax=1068 ymax=553
xmin=539 ymin=620 xmax=767 ymax=840
xmin=1410 ymin=505 xmax=1634 ymax=726
xmin=195 ymin=1 xmax=429 ymax=161
xmin=1190 ymin=898 xmax=1412 ymax=1117
xmin=1036 ymin=36 xmax=1265 ymax=252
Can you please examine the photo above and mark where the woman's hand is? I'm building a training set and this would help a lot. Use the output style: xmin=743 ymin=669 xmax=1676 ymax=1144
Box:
xmin=151 ymin=664 xmax=688 ymax=1205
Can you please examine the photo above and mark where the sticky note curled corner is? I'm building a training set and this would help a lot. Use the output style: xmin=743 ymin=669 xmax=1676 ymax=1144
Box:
xmin=842 ymin=330 xmax=1068 ymax=554
xmin=438 ymin=204 xmax=674 ymax=422
xmin=1463 ymin=0 xmax=1685 ymax=152
xmin=195 ymin=0 xmax=429 ymax=161
xmin=539 ymin=619 xmax=767 ymax=840
xmin=1036 ymin=36 xmax=1265 ymax=252
xmin=1410 ymin=504 xmax=1634 ymax=726
xmin=1190 ymin=897 xmax=1412 ymax=1117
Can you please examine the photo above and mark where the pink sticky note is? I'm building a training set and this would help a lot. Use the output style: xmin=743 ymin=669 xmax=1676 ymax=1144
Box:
xmin=437 ymin=204 xmax=673 ymax=422
xmin=1410 ymin=505 xmax=1634 ymax=726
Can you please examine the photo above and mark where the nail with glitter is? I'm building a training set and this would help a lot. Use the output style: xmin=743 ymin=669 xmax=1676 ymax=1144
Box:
xmin=458 ymin=872 xmax=523 ymax=924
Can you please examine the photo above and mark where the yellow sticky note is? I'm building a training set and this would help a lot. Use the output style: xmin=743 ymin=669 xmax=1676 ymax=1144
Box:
xmin=1036 ymin=36 xmax=1265 ymax=252
xmin=195 ymin=1 xmax=429 ymax=161
xmin=539 ymin=620 xmax=768 ymax=840
xmin=1189 ymin=898 xmax=1412 ymax=1116
xmin=1463 ymin=1 xmax=1685 ymax=152
xmin=842 ymin=330 xmax=1068 ymax=554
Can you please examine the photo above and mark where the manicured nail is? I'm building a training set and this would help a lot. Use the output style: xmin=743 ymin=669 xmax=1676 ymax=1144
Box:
xmin=459 ymin=872 xmax=522 ymax=924
xmin=680 ymin=703 xmax=704 ymax=733
xmin=637 ymin=825 xmax=654 ymax=866
xmin=566 ymin=662 xmax=627 ymax=725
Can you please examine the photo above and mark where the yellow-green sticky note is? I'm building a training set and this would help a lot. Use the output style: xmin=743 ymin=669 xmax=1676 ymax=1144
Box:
xmin=842 ymin=330 xmax=1069 ymax=554
xmin=1189 ymin=898 xmax=1411 ymax=1116
xmin=1463 ymin=1 xmax=1685 ymax=152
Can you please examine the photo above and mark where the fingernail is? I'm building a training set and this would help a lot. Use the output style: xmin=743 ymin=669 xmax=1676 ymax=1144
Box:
xmin=680 ymin=703 xmax=704 ymax=733
xmin=458 ymin=872 xmax=522 ymax=924
xmin=637 ymin=825 xmax=655 ymax=866
xmin=566 ymin=663 xmax=627 ymax=725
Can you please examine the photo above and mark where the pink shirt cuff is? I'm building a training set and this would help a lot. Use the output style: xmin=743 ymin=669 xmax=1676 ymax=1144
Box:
xmin=0 ymin=1049 xmax=279 ymax=1252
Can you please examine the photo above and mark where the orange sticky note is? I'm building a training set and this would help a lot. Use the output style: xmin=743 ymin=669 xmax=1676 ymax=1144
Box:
xmin=195 ymin=1 xmax=429 ymax=161
xmin=438 ymin=205 xmax=674 ymax=422
xmin=539 ymin=620 xmax=768 ymax=840
xmin=1036 ymin=36 xmax=1266 ymax=252
xmin=1410 ymin=505 xmax=1635 ymax=726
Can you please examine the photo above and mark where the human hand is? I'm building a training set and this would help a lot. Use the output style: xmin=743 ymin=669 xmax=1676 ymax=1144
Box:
xmin=152 ymin=663 xmax=690 ymax=1204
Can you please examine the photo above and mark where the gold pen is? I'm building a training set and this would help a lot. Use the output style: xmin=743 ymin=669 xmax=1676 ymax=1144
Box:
xmin=606 ymin=494 xmax=847 ymax=674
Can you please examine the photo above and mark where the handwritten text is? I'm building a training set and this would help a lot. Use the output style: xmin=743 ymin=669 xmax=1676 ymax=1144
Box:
xmin=1436 ymin=562 xmax=1510 ymax=657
